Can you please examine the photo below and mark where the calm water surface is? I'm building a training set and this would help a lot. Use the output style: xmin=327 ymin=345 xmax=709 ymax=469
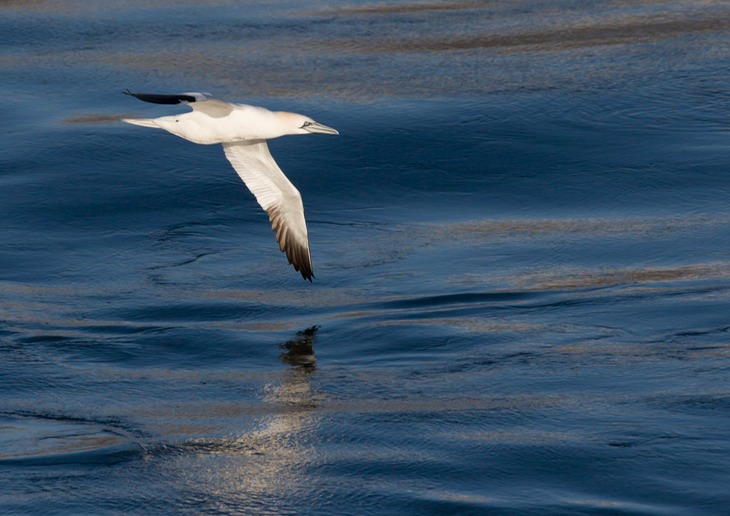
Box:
xmin=1 ymin=1 xmax=730 ymax=514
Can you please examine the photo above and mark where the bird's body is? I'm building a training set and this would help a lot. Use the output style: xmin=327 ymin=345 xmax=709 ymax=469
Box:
xmin=122 ymin=91 xmax=339 ymax=281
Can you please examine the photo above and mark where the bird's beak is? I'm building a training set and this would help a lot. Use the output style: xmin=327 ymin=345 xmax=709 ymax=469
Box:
xmin=304 ymin=122 xmax=339 ymax=135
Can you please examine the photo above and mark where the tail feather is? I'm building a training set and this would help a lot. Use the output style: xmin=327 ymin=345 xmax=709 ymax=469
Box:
xmin=122 ymin=118 xmax=161 ymax=129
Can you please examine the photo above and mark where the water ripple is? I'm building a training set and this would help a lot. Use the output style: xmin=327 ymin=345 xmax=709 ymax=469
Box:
xmin=0 ymin=414 xmax=141 ymax=466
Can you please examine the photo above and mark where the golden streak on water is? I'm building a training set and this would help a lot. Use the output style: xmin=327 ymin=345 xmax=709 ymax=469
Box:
xmin=510 ymin=262 xmax=730 ymax=291
xmin=346 ymin=13 xmax=730 ymax=53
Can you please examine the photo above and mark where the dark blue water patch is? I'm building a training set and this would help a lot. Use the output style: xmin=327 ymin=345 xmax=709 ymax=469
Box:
xmin=17 ymin=334 xmax=79 ymax=344
xmin=1 ymin=309 xmax=309 ymax=371
xmin=96 ymin=294 xmax=325 ymax=330
xmin=0 ymin=4 xmax=299 ymax=56
xmin=669 ymin=324 xmax=730 ymax=341
xmin=311 ymin=405 xmax=724 ymax=513
xmin=649 ymin=394 xmax=730 ymax=416
xmin=358 ymin=284 xmax=716 ymax=330
xmin=376 ymin=291 xmax=537 ymax=309
xmin=111 ymin=300 xmax=274 ymax=323
xmin=0 ymin=413 xmax=142 ymax=467
xmin=2 ymin=133 xmax=228 ymax=222
xmin=58 ymin=329 xmax=285 ymax=370
xmin=354 ymin=297 xmax=560 ymax=327
xmin=312 ymin=420 xmax=592 ymax=512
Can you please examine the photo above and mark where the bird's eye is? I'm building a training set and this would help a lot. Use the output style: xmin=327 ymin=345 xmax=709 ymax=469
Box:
xmin=301 ymin=121 xmax=312 ymax=128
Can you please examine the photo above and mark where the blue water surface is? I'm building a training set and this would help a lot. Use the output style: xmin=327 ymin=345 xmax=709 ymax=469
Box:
xmin=1 ymin=1 xmax=730 ymax=514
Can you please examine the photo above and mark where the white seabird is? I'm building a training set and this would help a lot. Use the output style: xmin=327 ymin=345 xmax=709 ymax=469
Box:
xmin=122 ymin=90 xmax=339 ymax=281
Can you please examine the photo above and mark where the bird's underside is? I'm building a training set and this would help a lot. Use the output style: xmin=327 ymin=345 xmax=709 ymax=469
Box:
xmin=223 ymin=140 xmax=314 ymax=281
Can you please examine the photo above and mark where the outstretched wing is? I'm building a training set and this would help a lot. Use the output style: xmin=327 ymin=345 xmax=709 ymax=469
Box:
xmin=222 ymin=141 xmax=314 ymax=281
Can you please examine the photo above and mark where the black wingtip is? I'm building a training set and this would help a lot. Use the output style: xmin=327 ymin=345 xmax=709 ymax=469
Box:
xmin=122 ymin=90 xmax=199 ymax=105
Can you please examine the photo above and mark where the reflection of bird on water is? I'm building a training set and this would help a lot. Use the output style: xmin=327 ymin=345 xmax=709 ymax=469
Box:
xmin=170 ymin=326 xmax=324 ymax=503
xmin=122 ymin=91 xmax=339 ymax=281
xmin=267 ymin=325 xmax=320 ymax=408
xmin=280 ymin=325 xmax=318 ymax=374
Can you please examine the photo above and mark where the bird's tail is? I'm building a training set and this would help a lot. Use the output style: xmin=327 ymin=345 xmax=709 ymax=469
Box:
xmin=121 ymin=118 xmax=161 ymax=129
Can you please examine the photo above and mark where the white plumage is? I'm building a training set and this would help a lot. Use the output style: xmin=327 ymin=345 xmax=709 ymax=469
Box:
xmin=122 ymin=91 xmax=339 ymax=281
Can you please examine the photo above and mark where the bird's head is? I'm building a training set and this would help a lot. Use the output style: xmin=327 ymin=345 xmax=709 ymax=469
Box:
xmin=276 ymin=112 xmax=339 ymax=136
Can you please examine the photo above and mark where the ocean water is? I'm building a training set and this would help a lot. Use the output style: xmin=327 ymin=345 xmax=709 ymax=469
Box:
xmin=2 ymin=1 xmax=730 ymax=514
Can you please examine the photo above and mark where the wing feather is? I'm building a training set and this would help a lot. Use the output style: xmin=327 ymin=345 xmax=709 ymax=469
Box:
xmin=123 ymin=89 xmax=208 ymax=104
xmin=222 ymin=141 xmax=314 ymax=281
xmin=191 ymin=99 xmax=235 ymax=118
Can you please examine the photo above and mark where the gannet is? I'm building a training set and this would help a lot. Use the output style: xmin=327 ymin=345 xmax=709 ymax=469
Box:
xmin=122 ymin=90 xmax=339 ymax=281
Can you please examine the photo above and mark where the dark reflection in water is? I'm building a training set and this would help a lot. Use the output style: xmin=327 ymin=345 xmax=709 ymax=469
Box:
xmin=279 ymin=325 xmax=318 ymax=374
